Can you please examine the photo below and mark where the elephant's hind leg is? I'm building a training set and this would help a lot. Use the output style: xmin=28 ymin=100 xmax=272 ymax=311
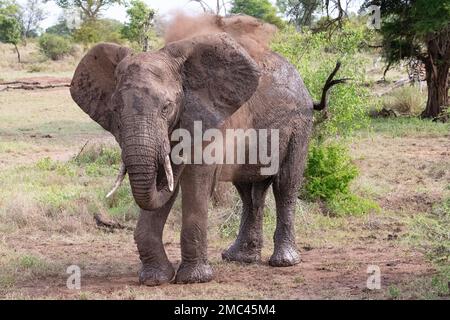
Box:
xmin=270 ymin=133 xmax=308 ymax=267
xmin=222 ymin=180 xmax=271 ymax=264
xmin=135 ymin=186 xmax=179 ymax=286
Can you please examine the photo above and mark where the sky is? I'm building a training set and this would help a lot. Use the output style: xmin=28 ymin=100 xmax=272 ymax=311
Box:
xmin=17 ymin=0 xmax=363 ymax=31
xmin=18 ymin=0 xmax=243 ymax=30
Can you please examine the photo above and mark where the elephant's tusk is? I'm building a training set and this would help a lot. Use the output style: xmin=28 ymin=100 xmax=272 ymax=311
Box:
xmin=106 ymin=163 xmax=127 ymax=198
xmin=163 ymin=155 xmax=174 ymax=192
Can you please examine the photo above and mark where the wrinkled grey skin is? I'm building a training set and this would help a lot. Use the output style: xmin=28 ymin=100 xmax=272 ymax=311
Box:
xmin=70 ymin=32 xmax=318 ymax=285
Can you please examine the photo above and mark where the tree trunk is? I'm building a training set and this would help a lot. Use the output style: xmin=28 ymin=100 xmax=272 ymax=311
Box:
xmin=422 ymin=61 xmax=449 ymax=119
xmin=421 ymin=36 xmax=450 ymax=119
xmin=14 ymin=44 xmax=21 ymax=63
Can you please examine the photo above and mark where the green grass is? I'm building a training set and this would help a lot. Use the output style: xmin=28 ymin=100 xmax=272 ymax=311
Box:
xmin=0 ymin=245 xmax=61 ymax=292
xmin=407 ymin=200 xmax=450 ymax=265
xmin=402 ymin=196 xmax=450 ymax=299
xmin=366 ymin=118 xmax=450 ymax=138
xmin=387 ymin=285 xmax=401 ymax=299
xmin=327 ymin=193 xmax=380 ymax=217
xmin=0 ymin=90 xmax=102 ymax=138
xmin=0 ymin=144 xmax=137 ymax=234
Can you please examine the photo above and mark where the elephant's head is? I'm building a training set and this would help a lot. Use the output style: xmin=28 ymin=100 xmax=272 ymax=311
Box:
xmin=70 ymin=34 xmax=261 ymax=211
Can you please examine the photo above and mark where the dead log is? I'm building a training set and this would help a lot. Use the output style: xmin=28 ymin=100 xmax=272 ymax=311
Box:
xmin=94 ymin=213 xmax=132 ymax=231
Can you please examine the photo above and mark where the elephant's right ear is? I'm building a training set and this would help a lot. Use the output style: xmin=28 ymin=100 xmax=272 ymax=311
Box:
xmin=70 ymin=43 xmax=131 ymax=140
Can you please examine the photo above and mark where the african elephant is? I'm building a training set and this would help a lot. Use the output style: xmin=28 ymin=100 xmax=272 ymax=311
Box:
xmin=70 ymin=22 xmax=343 ymax=285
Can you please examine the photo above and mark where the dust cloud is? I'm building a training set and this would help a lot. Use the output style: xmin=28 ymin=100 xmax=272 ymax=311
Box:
xmin=164 ymin=13 xmax=277 ymax=61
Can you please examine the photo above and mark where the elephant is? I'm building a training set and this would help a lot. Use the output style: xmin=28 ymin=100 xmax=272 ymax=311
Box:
xmin=70 ymin=20 xmax=344 ymax=286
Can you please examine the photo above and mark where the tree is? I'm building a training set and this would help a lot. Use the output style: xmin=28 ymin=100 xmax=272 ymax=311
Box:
xmin=46 ymin=19 xmax=72 ymax=36
xmin=189 ymin=0 xmax=228 ymax=15
xmin=363 ymin=0 xmax=450 ymax=119
xmin=73 ymin=18 xmax=124 ymax=45
xmin=52 ymin=0 xmax=124 ymax=20
xmin=276 ymin=0 xmax=321 ymax=28
xmin=21 ymin=0 xmax=47 ymax=38
xmin=230 ymin=0 xmax=285 ymax=28
xmin=121 ymin=0 xmax=155 ymax=52
xmin=0 ymin=0 xmax=22 ymax=62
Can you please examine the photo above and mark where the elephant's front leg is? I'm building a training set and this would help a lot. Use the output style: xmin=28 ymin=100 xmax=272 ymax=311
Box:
xmin=135 ymin=186 xmax=179 ymax=286
xmin=175 ymin=165 xmax=215 ymax=284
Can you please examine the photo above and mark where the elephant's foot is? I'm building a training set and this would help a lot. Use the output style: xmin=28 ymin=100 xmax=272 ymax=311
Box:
xmin=175 ymin=261 xmax=214 ymax=284
xmin=222 ymin=241 xmax=261 ymax=264
xmin=139 ymin=263 xmax=175 ymax=286
xmin=269 ymin=243 xmax=301 ymax=267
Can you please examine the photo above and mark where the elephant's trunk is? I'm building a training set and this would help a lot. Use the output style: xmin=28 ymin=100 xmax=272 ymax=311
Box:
xmin=121 ymin=116 xmax=175 ymax=211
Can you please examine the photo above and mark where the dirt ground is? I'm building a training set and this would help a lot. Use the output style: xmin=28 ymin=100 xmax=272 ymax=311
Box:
xmin=2 ymin=231 xmax=434 ymax=300
xmin=0 ymin=82 xmax=449 ymax=300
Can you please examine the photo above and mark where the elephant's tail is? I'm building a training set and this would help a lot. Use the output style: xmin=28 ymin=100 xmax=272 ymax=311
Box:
xmin=313 ymin=61 xmax=350 ymax=111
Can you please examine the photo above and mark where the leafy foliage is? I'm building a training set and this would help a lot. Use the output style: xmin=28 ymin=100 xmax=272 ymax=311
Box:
xmin=363 ymin=0 xmax=450 ymax=64
xmin=272 ymin=22 xmax=371 ymax=139
xmin=121 ymin=0 xmax=159 ymax=52
xmin=303 ymin=142 xmax=379 ymax=216
xmin=363 ymin=0 xmax=450 ymax=118
xmin=276 ymin=0 xmax=321 ymax=28
xmin=0 ymin=0 xmax=22 ymax=61
xmin=73 ymin=18 xmax=124 ymax=45
xmin=272 ymin=21 xmax=378 ymax=215
xmin=304 ymin=142 xmax=358 ymax=200
xmin=38 ymin=33 xmax=73 ymax=60
xmin=45 ymin=19 xmax=72 ymax=36
xmin=230 ymin=0 xmax=285 ymax=28
xmin=53 ymin=0 xmax=124 ymax=20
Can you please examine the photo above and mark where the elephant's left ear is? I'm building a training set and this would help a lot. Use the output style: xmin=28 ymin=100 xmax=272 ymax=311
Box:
xmin=164 ymin=33 xmax=261 ymax=130
xmin=70 ymin=43 xmax=131 ymax=141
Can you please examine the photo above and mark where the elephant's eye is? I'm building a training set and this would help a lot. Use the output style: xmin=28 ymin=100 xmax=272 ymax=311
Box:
xmin=161 ymin=103 xmax=171 ymax=118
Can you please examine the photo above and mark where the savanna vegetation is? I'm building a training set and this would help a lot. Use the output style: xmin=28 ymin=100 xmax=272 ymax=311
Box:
xmin=0 ymin=0 xmax=449 ymax=300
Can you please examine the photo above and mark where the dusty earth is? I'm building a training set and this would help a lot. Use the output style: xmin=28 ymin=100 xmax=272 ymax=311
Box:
xmin=2 ymin=232 xmax=434 ymax=300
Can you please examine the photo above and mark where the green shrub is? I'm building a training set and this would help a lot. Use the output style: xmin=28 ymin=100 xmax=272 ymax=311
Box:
xmin=38 ymin=33 xmax=73 ymax=60
xmin=304 ymin=143 xmax=358 ymax=201
xmin=303 ymin=143 xmax=379 ymax=216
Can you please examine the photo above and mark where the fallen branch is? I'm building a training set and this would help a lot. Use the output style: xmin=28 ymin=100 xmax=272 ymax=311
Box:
xmin=376 ymin=78 xmax=414 ymax=97
xmin=93 ymin=213 xmax=132 ymax=231
xmin=0 ymin=83 xmax=70 ymax=92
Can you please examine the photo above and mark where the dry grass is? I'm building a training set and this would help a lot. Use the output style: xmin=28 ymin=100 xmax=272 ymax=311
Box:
xmin=0 ymin=42 xmax=80 ymax=81
xmin=382 ymin=86 xmax=427 ymax=116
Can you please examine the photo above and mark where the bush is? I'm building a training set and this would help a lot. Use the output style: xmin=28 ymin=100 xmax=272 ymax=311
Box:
xmin=303 ymin=142 xmax=379 ymax=216
xmin=304 ymin=142 xmax=358 ymax=201
xmin=38 ymin=34 xmax=73 ymax=60
xmin=382 ymin=86 xmax=426 ymax=116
